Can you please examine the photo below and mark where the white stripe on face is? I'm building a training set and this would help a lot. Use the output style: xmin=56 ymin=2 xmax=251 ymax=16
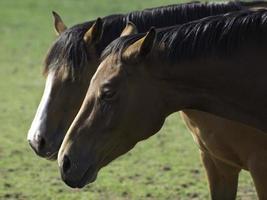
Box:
xmin=27 ymin=72 xmax=55 ymax=141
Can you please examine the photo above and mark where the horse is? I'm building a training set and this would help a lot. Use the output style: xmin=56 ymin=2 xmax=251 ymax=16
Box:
xmin=122 ymin=21 xmax=267 ymax=199
xmin=27 ymin=1 xmax=259 ymax=159
xmin=58 ymin=10 xmax=267 ymax=199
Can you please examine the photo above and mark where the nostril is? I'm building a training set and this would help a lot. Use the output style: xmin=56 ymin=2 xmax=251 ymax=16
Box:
xmin=62 ymin=155 xmax=71 ymax=175
xmin=37 ymin=136 xmax=46 ymax=151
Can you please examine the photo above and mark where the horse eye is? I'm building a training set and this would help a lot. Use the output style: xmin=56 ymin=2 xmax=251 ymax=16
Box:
xmin=101 ymin=90 xmax=117 ymax=101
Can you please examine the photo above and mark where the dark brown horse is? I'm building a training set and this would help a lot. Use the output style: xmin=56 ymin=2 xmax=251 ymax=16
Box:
xmin=58 ymin=10 xmax=267 ymax=199
xmin=122 ymin=20 xmax=267 ymax=199
xmin=28 ymin=1 xmax=257 ymax=159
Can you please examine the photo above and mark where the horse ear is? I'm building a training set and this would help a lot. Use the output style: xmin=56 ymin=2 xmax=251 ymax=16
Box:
xmin=139 ymin=28 xmax=156 ymax=57
xmin=122 ymin=28 xmax=156 ymax=61
xmin=52 ymin=11 xmax=67 ymax=35
xmin=120 ymin=21 xmax=138 ymax=36
xmin=83 ymin=18 xmax=103 ymax=45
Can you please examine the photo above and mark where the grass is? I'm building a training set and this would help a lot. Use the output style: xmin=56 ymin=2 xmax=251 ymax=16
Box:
xmin=0 ymin=0 xmax=257 ymax=199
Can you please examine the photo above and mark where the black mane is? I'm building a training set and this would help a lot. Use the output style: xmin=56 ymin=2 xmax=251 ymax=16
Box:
xmin=102 ymin=10 xmax=267 ymax=64
xmin=44 ymin=1 xmax=256 ymax=77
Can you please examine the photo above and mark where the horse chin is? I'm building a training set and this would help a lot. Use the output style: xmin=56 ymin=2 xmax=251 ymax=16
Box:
xmin=64 ymin=166 xmax=99 ymax=189
xmin=83 ymin=170 xmax=98 ymax=186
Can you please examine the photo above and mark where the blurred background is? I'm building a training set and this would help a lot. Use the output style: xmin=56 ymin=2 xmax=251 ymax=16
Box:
xmin=0 ymin=0 xmax=257 ymax=199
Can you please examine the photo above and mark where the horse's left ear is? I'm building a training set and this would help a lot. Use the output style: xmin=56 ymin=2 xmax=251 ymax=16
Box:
xmin=52 ymin=11 xmax=67 ymax=35
xmin=122 ymin=28 xmax=156 ymax=61
xmin=83 ymin=18 xmax=103 ymax=45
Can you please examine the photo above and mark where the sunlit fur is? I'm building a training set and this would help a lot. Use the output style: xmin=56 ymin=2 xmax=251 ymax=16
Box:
xmin=181 ymin=110 xmax=267 ymax=200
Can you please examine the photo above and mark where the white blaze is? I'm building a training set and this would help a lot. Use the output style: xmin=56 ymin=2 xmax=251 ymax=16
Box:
xmin=27 ymin=73 xmax=54 ymax=141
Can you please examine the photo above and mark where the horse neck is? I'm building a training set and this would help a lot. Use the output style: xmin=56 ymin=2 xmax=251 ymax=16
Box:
xmin=150 ymin=46 xmax=267 ymax=132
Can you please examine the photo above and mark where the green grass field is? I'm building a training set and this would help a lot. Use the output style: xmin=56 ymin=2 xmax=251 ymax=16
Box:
xmin=0 ymin=0 xmax=258 ymax=199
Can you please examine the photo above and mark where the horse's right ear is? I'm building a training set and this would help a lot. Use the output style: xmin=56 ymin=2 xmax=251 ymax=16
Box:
xmin=120 ymin=21 xmax=138 ymax=36
xmin=122 ymin=28 xmax=156 ymax=61
xmin=83 ymin=18 xmax=103 ymax=45
xmin=52 ymin=11 xmax=67 ymax=35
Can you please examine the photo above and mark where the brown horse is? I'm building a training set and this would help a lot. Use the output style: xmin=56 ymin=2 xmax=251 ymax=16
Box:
xmin=58 ymin=9 xmax=267 ymax=199
xmin=124 ymin=21 xmax=267 ymax=199
xmin=28 ymin=1 xmax=257 ymax=159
